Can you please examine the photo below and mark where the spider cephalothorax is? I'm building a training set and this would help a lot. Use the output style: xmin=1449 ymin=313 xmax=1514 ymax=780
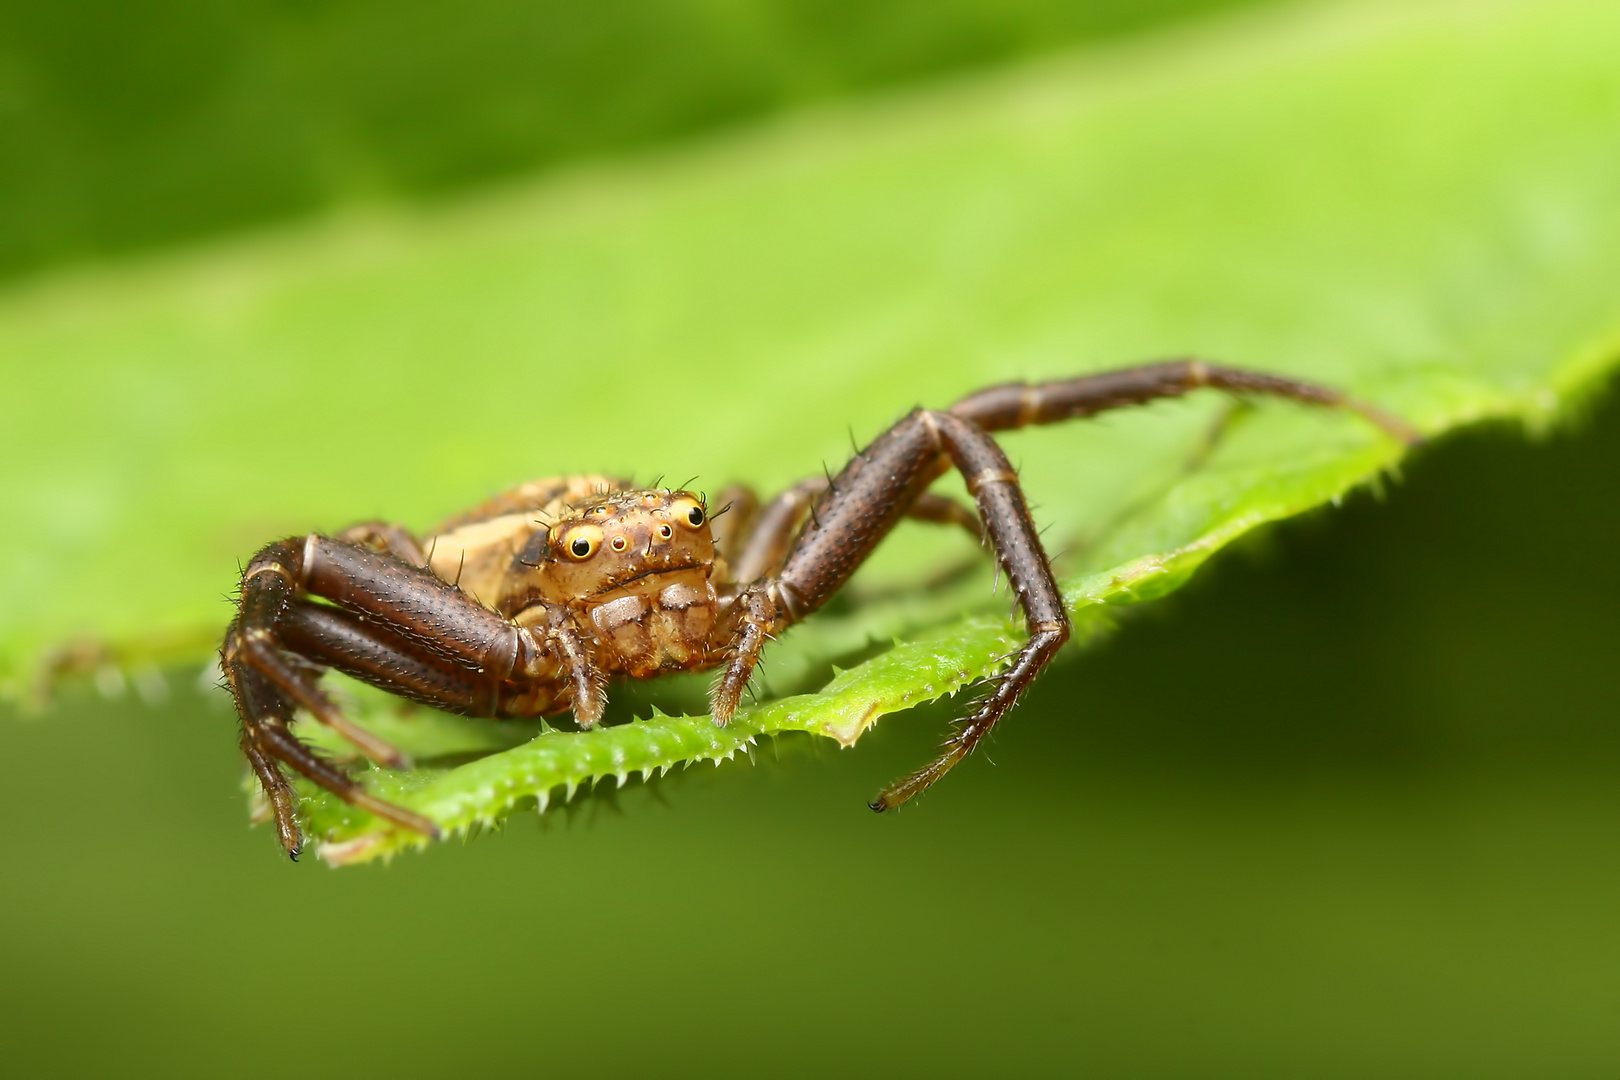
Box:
xmin=429 ymin=483 xmax=723 ymax=686
xmin=223 ymin=360 xmax=1416 ymax=858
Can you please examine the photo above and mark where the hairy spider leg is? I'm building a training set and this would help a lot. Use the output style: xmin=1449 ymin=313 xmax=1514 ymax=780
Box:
xmin=225 ymin=540 xmax=456 ymax=850
xmin=708 ymin=406 xmax=1067 ymax=755
xmin=950 ymin=358 xmax=1420 ymax=443
xmin=230 ymin=668 xmax=304 ymax=856
xmin=713 ymin=358 xmax=1419 ymax=812
xmin=728 ymin=478 xmax=982 ymax=585
xmin=708 ymin=484 xmax=760 ymax=568
xmin=335 ymin=520 xmax=430 ymax=565
xmin=226 ymin=543 xmax=392 ymax=751
xmin=869 ymin=412 xmax=1072 ymax=808
xmin=226 ymin=534 xmax=569 ymax=855
xmin=725 ymin=478 xmax=826 ymax=584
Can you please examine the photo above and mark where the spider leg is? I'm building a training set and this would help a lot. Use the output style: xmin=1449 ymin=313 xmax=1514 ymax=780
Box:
xmin=224 ymin=632 xmax=441 ymax=857
xmin=230 ymin=667 xmax=304 ymax=857
xmin=254 ymin=722 xmax=442 ymax=842
xmin=728 ymin=479 xmax=981 ymax=584
xmin=714 ymin=360 xmax=1411 ymax=810
xmin=278 ymin=604 xmax=525 ymax=717
xmin=905 ymin=492 xmax=984 ymax=540
xmin=710 ymin=409 xmax=1067 ymax=756
xmin=869 ymin=413 xmax=1069 ymax=810
xmin=337 ymin=520 xmax=429 ymax=565
xmin=709 ymin=484 xmax=759 ymax=567
xmin=299 ymin=539 xmax=592 ymax=721
xmin=227 ymin=541 xmax=415 ymax=765
xmin=950 ymin=358 xmax=1420 ymax=444
xmin=225 ymin=534 xmax=560 ymax=855
xmin=726 ymin=478 xmax=825 ymax=583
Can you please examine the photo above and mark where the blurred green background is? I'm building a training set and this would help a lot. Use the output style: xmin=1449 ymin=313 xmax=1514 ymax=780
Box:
xmin=0 ymin=0 xmax=1262 ymax=281
xmin=4 ymin=0 xmax=1620 ymax=1075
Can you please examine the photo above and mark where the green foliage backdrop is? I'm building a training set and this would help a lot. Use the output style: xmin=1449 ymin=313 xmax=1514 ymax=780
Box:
xmin=2 ymin=0 xmax=1617 ymax=862
xmin=2 ymin=0 xmax=1619 ymax=1072
xmin=0 ymin=0 xmax=1263 ymax=278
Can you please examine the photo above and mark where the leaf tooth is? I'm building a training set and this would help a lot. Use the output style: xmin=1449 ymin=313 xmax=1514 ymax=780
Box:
xmin=536 ymin=788 xmax=551 ymax=814
xmin=615 ymin=770 xmax=629 ymax=789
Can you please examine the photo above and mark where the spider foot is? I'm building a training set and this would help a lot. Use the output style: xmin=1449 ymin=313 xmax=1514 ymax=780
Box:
xmin=710 ymin=584 xmax=779 ymax=726
xmin=869 ymin=739 xmax=973 ymax=812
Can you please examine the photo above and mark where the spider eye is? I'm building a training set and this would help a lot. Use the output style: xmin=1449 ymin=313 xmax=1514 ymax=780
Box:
xmin=560 ymin=525 xmax=603 ymax=560
xmin=609 ymin=535 xmax=629 ymax=552
xmin=657 ymin=524 xmax=673 ymax=539
xmin=671 ymin=496 xmax=706 ymax=530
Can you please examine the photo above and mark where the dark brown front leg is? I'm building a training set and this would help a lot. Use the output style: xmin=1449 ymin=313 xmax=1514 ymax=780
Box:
xmin=224 ymin=544 xmax=443 ymax=858
xmin=710 ymin=408 xmax=1071 ymax=812
xmin=224 ymin=535 xmax=562 ymax=856
xmin=710 ymin=412 xmax=948 ymax=719
xmin=712 ymin=361 xmax=1411 ymax=811
xmin=869 ymin=412 xmax=1070 ymax=808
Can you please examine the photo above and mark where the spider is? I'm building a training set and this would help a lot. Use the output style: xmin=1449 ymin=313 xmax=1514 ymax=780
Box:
xmin=223 ymin=360 xmax=1415 ymax=858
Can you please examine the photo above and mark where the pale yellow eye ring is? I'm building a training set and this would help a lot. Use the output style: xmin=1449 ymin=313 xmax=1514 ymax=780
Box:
xmin=672 ymin=497 xmax=705 ymax=529
xmin=656 ymin=524 xmax=673 ymax=539
xmin=610 ymin=535 xmax=629 ymax=552
xmin=560 ymin=525 xmax=604 ymax=560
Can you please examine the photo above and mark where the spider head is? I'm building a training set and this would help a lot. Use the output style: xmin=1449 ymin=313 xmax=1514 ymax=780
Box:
xmin=533 ymin=489 xmax=720 ymax=675
xmin=540 ymin=488 xmax=715 ymax=600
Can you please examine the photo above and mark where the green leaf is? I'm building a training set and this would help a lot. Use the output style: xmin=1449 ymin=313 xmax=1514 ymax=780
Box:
xmin=4 ymin=0 xmax=1617 ymax=863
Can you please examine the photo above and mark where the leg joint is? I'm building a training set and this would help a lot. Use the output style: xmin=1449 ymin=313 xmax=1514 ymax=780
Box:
xmin=966 ymin=466 xmax=1019 ymax=494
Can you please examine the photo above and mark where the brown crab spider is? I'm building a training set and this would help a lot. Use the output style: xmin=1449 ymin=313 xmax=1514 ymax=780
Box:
xmin=222 ymin=359 xmax=1416 ymax=858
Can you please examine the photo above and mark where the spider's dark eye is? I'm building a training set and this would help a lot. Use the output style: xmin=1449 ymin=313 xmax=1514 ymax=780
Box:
xmin=657 ymin=524 xmax=673 ymax=539
xmin=560 ymin=525 xmax=603 ymax=560
xmin=670 ymin=496 xmax=706 ymax=530
xmin=609 ymin=535 xmax=629 ymax=552
xmin=669 ymin=496 xmax=706 ymax=529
